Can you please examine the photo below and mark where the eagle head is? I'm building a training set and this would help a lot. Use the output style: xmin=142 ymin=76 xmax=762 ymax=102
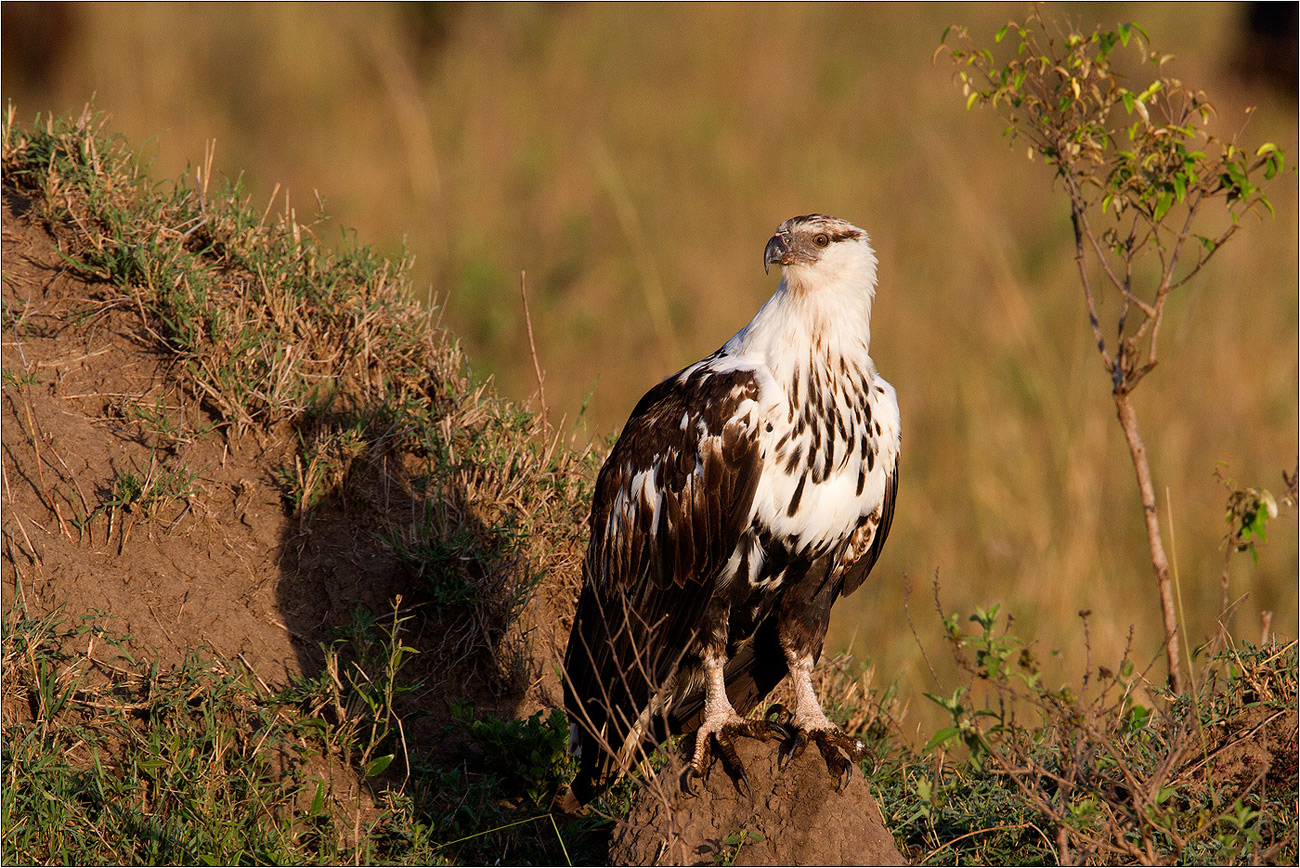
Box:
xmin=763 ymin=213 xmax=873 ymax=279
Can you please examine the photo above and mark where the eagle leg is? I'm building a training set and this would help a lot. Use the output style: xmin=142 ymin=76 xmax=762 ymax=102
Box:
xmin=775 ymin=653 xmax=867 ymax=790
xmin=682 ymin=651 xmax=781 ymax=797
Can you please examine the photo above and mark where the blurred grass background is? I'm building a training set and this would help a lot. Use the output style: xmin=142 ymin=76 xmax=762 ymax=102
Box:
xmin=5 ymin=2 xmax=1295 ymax=733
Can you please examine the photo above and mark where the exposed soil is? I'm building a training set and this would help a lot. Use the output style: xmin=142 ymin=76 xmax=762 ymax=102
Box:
xmin=4 ymin=200 xmax=286 ymax=673
xmin=1 ymin=191 xmax=573 ymax=702
xmin=609 ymin=737 xmax=906 ymax=866
xmin=1 ymin=196 xmax=418 ymax=686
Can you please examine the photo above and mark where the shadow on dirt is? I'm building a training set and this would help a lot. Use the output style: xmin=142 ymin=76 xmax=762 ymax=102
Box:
xmin=269 ymin=407 xmax=597 ymax=862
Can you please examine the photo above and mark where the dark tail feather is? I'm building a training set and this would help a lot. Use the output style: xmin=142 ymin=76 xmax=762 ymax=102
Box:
xmin=569 ymin=738 xmax=608 ymax=805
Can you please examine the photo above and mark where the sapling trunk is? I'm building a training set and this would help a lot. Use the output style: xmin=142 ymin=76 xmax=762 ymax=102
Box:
xmin=1113 ymin=390 xmax=1183 ymax=694
xmin=1069 ymin=200 xmax=1185 ymax=693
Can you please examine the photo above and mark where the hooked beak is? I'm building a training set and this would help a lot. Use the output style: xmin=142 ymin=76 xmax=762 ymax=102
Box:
xmin=763 ymin=231 xmax=791 ymax=275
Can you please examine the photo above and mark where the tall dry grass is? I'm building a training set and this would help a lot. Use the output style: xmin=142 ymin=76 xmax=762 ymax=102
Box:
xmin=4 ymin=2 xmax=1294 ymax=735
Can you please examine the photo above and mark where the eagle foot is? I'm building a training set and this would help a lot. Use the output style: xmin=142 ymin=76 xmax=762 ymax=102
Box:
xmin=681 ymin=718 xmax=781 ymax=798
xmin=775 ymin=726 xmax=867 ymax=791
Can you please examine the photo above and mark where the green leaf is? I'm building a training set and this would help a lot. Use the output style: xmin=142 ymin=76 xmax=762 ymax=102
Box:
xmin=310 ymin=780 xmax=326 ymax=815
xmin=1265 ymin=150 xmax=1283 ymax=180
xmin=1153 ymin=191 xmax=1174 ymax=221
xmin=1123 ymin=704 xmax=1152 ymax=734
xmin=971 ymin=603 xmax=1001 ymax=629
xmin=1172 ymin=174 xmax=1186 ymax=202
xmin=1137 ymin=80 xmax=1164 ymax=102
xmin=1244 ymin=507 xmax=1269 ymax=541
xmin=995 ymin=24 xmax=1009 ymax=43
xmin=364 ymin=754 xmax=395 ymax=778
xmin=926 ymin=726 xmax=960 ymax=750
xmin=966 ymin=91 xmax=980 ymax=111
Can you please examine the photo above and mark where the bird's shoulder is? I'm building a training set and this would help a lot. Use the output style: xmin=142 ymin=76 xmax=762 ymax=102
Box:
xmin=585 ymin=354 xmax=774 ymax=589
xmin=603 ymin=354 xmax=771 ymax=479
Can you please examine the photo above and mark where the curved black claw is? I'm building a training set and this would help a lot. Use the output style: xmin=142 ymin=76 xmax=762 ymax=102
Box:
xmin=777 ymin=728 xmax=809 ymax=771
xmin=680 ymin=764 xmax=701 ymax=797
xmin=714 ymin=732 xmax=750 ymax=798
xmin=811 ymin=729 xmax=867 ymax=792
xmin=685 ymin=718 xmax=777 ymax=797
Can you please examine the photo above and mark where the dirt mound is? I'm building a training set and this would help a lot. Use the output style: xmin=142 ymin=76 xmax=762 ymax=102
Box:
xmin=3 ymin=199 xmax=304 ymax=677
xmin=1 ymin=178 xmax=578 ymax=701
xmin=608 ymin=737 xmax=906 ymax=866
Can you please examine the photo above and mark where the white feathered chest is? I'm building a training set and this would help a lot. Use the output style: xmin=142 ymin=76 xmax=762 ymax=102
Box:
xmin=751 ymin=350 xmax=899 ymax=561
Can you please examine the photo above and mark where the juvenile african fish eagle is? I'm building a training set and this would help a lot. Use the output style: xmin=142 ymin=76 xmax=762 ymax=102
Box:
xmin=563 ymin=214 xmax=900 ymax=803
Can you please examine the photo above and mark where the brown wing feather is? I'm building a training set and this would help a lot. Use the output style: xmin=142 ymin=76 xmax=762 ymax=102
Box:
xmin=841 ymin=453 xmax=898 ymax=597
xmin=564 ymin=363 xmax=763 ymax=803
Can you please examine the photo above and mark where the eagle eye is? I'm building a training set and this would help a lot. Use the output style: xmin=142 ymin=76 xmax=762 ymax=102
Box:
xmin=813 ymin=233 xmax=830 ymax=248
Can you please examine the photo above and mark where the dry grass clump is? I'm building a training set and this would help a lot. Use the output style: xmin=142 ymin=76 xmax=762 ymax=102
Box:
xmin=2 ymin=105 xmax=593 ymax=693
xmin=911 ymin=591 xmax=1297 ymax=866
xmin=6 ymin=106 xmax=441 ymax=431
